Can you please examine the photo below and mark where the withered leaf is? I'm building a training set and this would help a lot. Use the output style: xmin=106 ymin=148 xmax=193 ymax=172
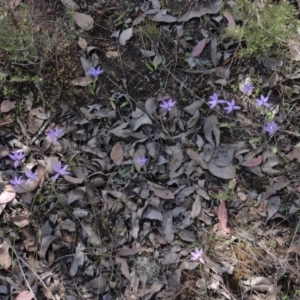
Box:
xmin=1 ymin=100 xmax=16 ymax=113
xmin=186 ymin=148 xmax=208 ymax=169
xmin=286 ymin=147 xmax=300 ymax=162
xmin=115 ymin=256 xmax=131 ymax=280
xmin=0 ymin=240 xmax=12 ymax=270
xmin=117 ymin=247 xmax=144 ymax=257
xmin=265 ymin=196 xmax=281 ymax=224
xmin=163 ymin=211 xmax=174 ymax=244
xmin=217 ymin=201 xmax=230 ymax=233
xmin=149 ymin=185 xmax=174 ymax=200
xmin=119 ymin=27 xmax=133 ymax=45
xmin=71 ymin=77 xmax=94 ymax=86
xmin=61 ymin=0 xmax=80 ymax=10
xmin=110 ymin=142 xmax=124 ymax=165
xmin=191 ymin=196 xmax=201 ymax=219
xmin=16 ymin=291 xmax=35 ymax=300
xmin=191 ymin=38 xmax=207 ymax=57
xmin=242 ymin=155 xmax=263 ymax=167
xmin=73 ymin=12 xmax=94 ymax=30
xmin=204 ymin=115 xmax=220 ymax=146
xmin=208 ymin=162 xmax=236 ymax=179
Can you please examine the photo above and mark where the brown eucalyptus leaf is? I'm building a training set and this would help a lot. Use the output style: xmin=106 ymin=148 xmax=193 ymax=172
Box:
xmin=144 ymin=208 xmax=163 ymax=221
xmin=61 ymin=0 xmax=80 ymax=10
xmin=184 ymin=100 xmax=204 ymax=115
xmin=203 ymin=115 xmax=220 ymax=146
xmin=117 ymin=247 xmax=144 ymax=257
xmin=178 ymin=0 xmax=223 ymax=21
xmin=167 ymin=144 xmax=183 ymax=179
xmin=191 ymin=196 xmax=201 ymax=219
xmin=242 ymin=155 xmax=263 ymax=167
xmin=16 ymin=291 xmax=35 ymax=300
xmin=115 ymin=256 xmax=131 ymax=280
xmin=217 ymin=201 xmax=230 ymax=233
xmin=186 ymin=148 xmax=208 ymax=169
xmin=0 ymin=240 xmax=11 ymax=270
xmin=71 ymin=77 xmax=94 ymax=86
xmin=208 ymin=162 xmax=236 ymax=179
xmin=1 ymin=100 xmax=16 ymax=113
xmin=110 ymin=142 xmax=124 ymax=165
xmin=152 ymin=11 xmax=177 ymax=23
xmin=87 ymin=275 xmax=108 ymax=294
xmin=119 ymin=27 xmax=133 ymax=46
xmin=223 ymin=11 xmax=236 ymax=27
xmin=191 ymin=38 xmax=207 ymax=57
xmin=133 ymin=13 xmax=146 ymax=26
xmin=78 ymin=37 xmax=87 ymax=49
xmin=149 ymin=185 xmax=174 ymax=200
xmin=0 ymin=184 xmax=15 ymax=204
xmin=73 ymin=12 xmax=94 ymax=30
xmin=187 ymin=110 xmax=201 ymax=128
xmin=163 ymin=211 xmax=174 ymax=244
xmin=286 ymin=147 xmax=300 ymax=162
xmin=210 ymin=145 xmax=234 ymax=167
xmin=265 ymin=196 xmax=281 ymax=224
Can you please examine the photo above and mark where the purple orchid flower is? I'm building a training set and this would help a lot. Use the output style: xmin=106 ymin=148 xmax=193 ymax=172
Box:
xmin=89 ymin=66 xmax=104 ymax=77
xmin=52 ymin=161 xmax=70 ymax=182
xmin=242 ymin=82 xmax=254 ymax=95
xmin=207 ymin=93 xmax=220 ymax=109
xmin=25 ymin=170 xmax=38 ymax=183
xmin=265 ymin=121 xmax=280 ymax=136
xmin=46 ymin=127 xmax=64 ymax=145
xmin=256 ymin=95 xmax=270 ymax=108
xmin=159 ymin=99 xmax=176 ymax=112
xmin=223 ymin=100 xmax=241 ymax=114
xmin=135 ymin=157 xmax=147 ymax=167
xmin=190 ymin=248 xmax=205 ymax=264
xmin=9 ymin=151 xmax=25 ymax=168
xmin=10 ymin=176 xmax=24 ymax=188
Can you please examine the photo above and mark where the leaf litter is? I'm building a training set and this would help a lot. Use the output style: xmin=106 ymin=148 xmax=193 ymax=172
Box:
xmin=0 ymin=0 xmax=300 ymax=299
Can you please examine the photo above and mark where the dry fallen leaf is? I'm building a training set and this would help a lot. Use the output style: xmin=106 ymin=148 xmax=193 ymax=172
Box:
xmin=208 ymin=162 xmax=236 ymax=179
xmin=242 ymin=155 xmax=263 ymax=167
xmin=61 ymin=0 xmax=80 ymax=10
xmin=0 ymin=240 xmax=12 ymax=270
xmin=10 ymin=0 xmax=21 ymax=9
xmin=16 ymin=291 xmax=35 ymax=300
xmin=71 ymin=77 xmax=94 ymax=86
xmin=73 ymin=12 xmax=94 ymax=30
xmin=115 ymin=256 xmax=131 ymax=280
xmin=217 ymin=201 xmax=230 ymax=233
xmin=0 ymin=184 xmax=16 ymax=204
xmin=286 ymin=147 xmax=300 ymax=162
xmin=110 ymin=142 xmax=124 ymax=165
xmin=119 ymin=27 xmax=133 ymax=46
xmin=1 ymin=100 xmax=16 ymax=113
xmin=223 ymin=11 xmax=236 ymax=28
xmin=191 ymin=38 xmax=207 ymax=57
xmin=203 ymin=115 xmax=220 ymax=147
xmin=149 ymin=185 xmax=174 ymax=200
xmin=78 ymin=37 xmax=88 ymax=49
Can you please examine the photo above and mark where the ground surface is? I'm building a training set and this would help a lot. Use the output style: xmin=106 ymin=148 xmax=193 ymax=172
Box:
xmin=0 ymin=0 xmax=300 ymax=299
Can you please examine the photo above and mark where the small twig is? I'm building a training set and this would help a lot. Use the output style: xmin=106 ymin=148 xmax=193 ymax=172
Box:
xmin=30 ymin=115 xmax=54 ymax=145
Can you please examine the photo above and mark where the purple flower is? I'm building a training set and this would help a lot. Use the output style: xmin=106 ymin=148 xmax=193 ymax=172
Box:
xmin=135 ymin=157 xmax=147 ymax=167
xmin=159 ymin=99 xmax=176 ymax=111
xmin=242 ymin=82 xmax=254 ymax=95
xmin=25 ymin=170 xmax=38 ymax=183
xmin=52 ymin=161 xmax=70 ymax=182
xmin=10 ymin=176 xmax=24 ymax=187
xmin=223 ymin=100 xmax=241 ymax=114
xmin=89 ymin=66 xmax=104 ymax=77
xmin=9 ymin=151 xmax=25 ymax=168
xmin=256 ymin=95 xmax=270 ymax=108
xmin=46 ymin=127 xmax=64 ymax=145
xmin=190 ymin=248 xmax=205 ymax=264
xmin=265 ymin=121 xmax=280 ymax=136
xmin=207 ymin=93 xmax=220 ymax=109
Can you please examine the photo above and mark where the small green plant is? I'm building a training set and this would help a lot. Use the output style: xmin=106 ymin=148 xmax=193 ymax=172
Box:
xmin=224 ymin=0 xmax=300 ymax=58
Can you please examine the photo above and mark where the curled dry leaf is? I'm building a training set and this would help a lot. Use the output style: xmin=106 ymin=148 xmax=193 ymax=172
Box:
xmin=119 ymin=27 xmax=133 ymax=46
xmin=217 ymin=201 xmax=230 ymax=233
xmin=73 ymin=12 xmax=94 ymax=30
xmin=111 ymin=141 xmax=124 ymax=165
